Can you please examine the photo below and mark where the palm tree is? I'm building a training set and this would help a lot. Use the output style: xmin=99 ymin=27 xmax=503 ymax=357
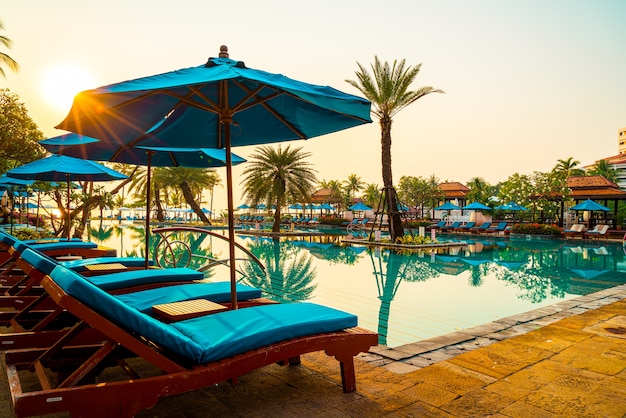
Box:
xmin=0 ymin=21 xmax=19 ymax=78
xmin=205 ymin=171 xmax=222 ymax=219
xmin=588 ymin=159 xmax=618 ymax=183
xmin=346 ymin=56 xmax=443 ymax=241
xmin=553 ymin=157 xmax=585 ymax=179
xmin=361 ymin=183 xmax=381 ymax=209
xmin=241 ymin=145 xmax=317 ymax=232
xmin=343 ymin=174 xmax=365 ymax=203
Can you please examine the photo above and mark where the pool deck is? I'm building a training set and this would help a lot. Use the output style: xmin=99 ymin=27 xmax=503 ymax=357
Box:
xmin=2 ymin=285 xmax=625 ymax=417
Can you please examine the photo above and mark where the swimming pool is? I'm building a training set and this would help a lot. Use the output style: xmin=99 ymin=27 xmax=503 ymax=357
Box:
xmin=86 ymin=222 xmax=626 ymax=347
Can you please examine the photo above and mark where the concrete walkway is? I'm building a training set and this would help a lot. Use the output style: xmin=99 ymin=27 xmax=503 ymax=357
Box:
xmin=2 ymin=285 xmax=626 ymax=417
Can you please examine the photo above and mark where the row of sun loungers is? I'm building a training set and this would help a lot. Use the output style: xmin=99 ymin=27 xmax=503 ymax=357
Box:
xmin=0 ymin=230 xmax=377 ymax=417
xmin=431 ymin=221 xmax=510 ymax=234
xmin=562 ymin=223 xmax=609 ymax=239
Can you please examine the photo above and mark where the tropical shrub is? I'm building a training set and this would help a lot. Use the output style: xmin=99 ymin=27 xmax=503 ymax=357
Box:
xmin=510 ymin=223 xmax=562 ymax=236
xmin=317 ymin=217 xmax=348 ymax=226
xmin=394 ymin=234 xmax=437 ymax=245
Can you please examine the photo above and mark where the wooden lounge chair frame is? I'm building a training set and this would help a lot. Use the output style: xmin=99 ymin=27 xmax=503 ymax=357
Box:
xmin=5 ymin=274 xmax=378 ymax=417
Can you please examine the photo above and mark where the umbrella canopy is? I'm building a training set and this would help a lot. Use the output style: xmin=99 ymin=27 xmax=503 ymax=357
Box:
xmin=349 ymin=202 xmax=372 ymax=211
xmin=55 ymin=46 xmax=372 ymax=309
xmin=288 ymin=203 xmax=303 ymax=210
xmin=236 ymin=204 xmax=250 ymax=210
xmin=434 ymin=202 xmax=460 ymax=211
xmin=462 ymin=202 xmax=491 ymax=211
xmin=569 ymin=199 xmax=610 ymax=212
xmin=41 ymin=134 xmax=245 ymax=266
xmin=7 ymin=155 xmax=127 ymax=239
xmin=6 ymin=154 xmax=127 ymax=183
xmin=41 ymin=134 xmax=246 ymax=168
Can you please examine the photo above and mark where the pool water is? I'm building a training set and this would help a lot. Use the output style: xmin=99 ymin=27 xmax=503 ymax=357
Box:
xmin=86 ymin=222 xmax=626 ymax=347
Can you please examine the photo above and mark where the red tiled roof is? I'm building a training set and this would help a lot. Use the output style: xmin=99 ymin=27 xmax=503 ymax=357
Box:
xmin=567 ymin=175 xmax=619 ymax=189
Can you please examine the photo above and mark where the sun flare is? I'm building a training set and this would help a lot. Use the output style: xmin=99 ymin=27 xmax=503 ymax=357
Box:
xmin=41 ymin=64 xmax=96 ymax=111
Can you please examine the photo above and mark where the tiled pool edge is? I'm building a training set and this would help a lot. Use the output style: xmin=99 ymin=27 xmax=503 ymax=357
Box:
xmin=359 ymin=283 xmax=626 ymax=374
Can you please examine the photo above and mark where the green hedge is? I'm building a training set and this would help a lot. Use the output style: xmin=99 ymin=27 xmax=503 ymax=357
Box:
xmin=510 ymin=223 xmax=562 ymax=236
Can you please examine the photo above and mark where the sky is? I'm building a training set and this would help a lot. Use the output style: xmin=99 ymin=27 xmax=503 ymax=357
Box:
xmin=3 ymin=0 xmax=626 ymax=213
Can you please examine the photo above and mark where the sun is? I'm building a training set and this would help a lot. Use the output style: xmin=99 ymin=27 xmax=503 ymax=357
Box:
xmin=41 ymin=64 xmax=96 ymax=111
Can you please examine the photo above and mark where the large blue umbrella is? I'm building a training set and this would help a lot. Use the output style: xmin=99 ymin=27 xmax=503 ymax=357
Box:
xmin=7 ymin=154 xmax=127 ymax=239
xmin=55 ymin=46 xmax=372 ymax=308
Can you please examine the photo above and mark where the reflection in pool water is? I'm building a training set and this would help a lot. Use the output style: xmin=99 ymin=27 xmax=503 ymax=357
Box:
xmin=87 ymin=222 xmax=626 ymax=347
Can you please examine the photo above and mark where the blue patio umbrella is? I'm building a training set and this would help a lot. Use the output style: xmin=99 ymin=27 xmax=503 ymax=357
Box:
xmin=569 ymin=199 xmax=610 ymax=228
xmin=0 ymin=176 xmax=34 ymax=233
xmin=435 ymin=202 xmax=460 ymax=211
xmin=236 ymin=204 xmax=250 ymax=210
xmin=349 ymin=202 xmax=372 ymax=212
xmin=569 ymin=199 xmax=610 ymax=212
xmin=289 ymin=203 xmax=303 ymax=210
xmin=6 ymin=155 xmax=127 ymax=239
xmin=54 ymin=45 xmax=372 ymax=309
xmin=41 ymin=134 xmax=245 ymax=266
xmin=462 ymin=202 xmax=491 ymax=211
xmin=320 ymin=203 xmax=334 ymax=211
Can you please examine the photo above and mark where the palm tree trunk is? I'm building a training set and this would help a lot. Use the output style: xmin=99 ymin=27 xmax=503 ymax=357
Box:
xmin=154 ymin=188 xmax=165 ymax=222
xmin=180 ymin=181 xmax=210 ymax=223
xmin=272 ymin=206 xmax=281 ymax=232
xmin=380 ymin=116 xmax=404 ymax=241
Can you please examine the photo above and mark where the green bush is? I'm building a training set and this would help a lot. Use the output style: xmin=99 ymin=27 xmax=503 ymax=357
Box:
xmin=317 ymin=217 xmax=348 ymax=226
xmin=511 ymin=223 xmax=562 ymax=236
xmin=404 ymin=219 xmax=432 ymax=228
xmin=12 ymin=228 xmax=53 ymax=241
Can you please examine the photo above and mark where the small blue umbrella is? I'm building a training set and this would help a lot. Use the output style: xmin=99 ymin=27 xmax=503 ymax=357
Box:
xmin=435 ymin=202 xmax=460 ymax=211
xmin=7 ymin=155 xmax=127 ymax=239
xmin=462 ymin=202 xmax=492 ymax=211
xmin=320 ymin=203 xmax=334 ymax=211
xmin=349 ymin=202 xmax=372 ymax=211
xmin=289 ymin=203 xmax=303 ymax=210
xmin=236 ymin=204 xmax=250 ymax=210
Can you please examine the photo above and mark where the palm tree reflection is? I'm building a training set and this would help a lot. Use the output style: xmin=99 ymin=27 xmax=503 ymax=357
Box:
xmin=242 ymin=238 xmax=317 ymax=303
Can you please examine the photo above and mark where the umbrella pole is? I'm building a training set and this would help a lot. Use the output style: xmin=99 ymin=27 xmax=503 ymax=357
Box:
xmin=144 ymin=152 xmax=153 ymax=269
xmin=66 ymin=174 xmax=71 ymax=241
xmin=224 ymin=119 xmax=238 ymax=310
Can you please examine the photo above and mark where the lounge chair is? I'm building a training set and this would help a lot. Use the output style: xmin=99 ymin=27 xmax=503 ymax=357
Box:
xmin=484 ymin=222 xmax=508 ymax=234
xmin=563 ymin=223 xmax=586 ymax=238
xmin=584 ymin=224 xmax=609 ymax=239
xmin=4 ymin=264 xmax=378 ymax=417
xmin=455 ymin=221 xmax=476 ymax=232
xmin=426 ymin=220 xmax=446 ymax=231
xmin=440 ymin=221 xmax=461 ymax=232
xmin=470 ymin=222 xmax=491 ymax=233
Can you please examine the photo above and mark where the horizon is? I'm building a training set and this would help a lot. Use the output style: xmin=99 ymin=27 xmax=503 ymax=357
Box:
xmin=3 ymin=0 xmax=626 ymax=213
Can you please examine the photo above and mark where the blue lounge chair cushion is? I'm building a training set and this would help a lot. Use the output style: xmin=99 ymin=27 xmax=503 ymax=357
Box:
xmin=85 ymin=267 xmax=205 ymax=290
xmin=172 ymin=303 xmax=358 ymax=363
xmin=13 ymin=240 xmax=98 ymax=253
xmin=49 ymin=265 xmax=358 ymax=364
xmin=116 ymin=282 xmax=262 ymax=313
xmin=61 ymin=257 xmax=155 ymax=272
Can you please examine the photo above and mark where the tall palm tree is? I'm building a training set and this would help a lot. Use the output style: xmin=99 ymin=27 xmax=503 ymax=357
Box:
xmin=361 ymin=183 xmax=381 ymax=209
xmin=347 ymin=56 xmax=443 ymax=241
xmin=241 ymin=145 xmax=317 ymax=232
xmin=0 ymin=21 xmax=19 ymax=78
xmin=205 ymin=171 xmax=222 ymax=218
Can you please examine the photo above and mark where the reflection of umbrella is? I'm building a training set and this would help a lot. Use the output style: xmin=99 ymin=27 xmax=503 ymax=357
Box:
xmin=349 ymin=202 xmax=372 ymax=211
xmin=462 ymin=202 xmax=491 ymax=211
xmin=42 ymin=134 xmax=245 ymax=266
xmin=435 ymin=202 xmax=460 ymax=211
xmin=55 ymin=46 xmax=371 ymax=308
xmin=7 ymin=155 xmax=127 ymax=239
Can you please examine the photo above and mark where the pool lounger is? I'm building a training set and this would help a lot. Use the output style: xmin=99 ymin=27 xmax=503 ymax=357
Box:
xmin=3 ymin=264 xmax=377 ymax=417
